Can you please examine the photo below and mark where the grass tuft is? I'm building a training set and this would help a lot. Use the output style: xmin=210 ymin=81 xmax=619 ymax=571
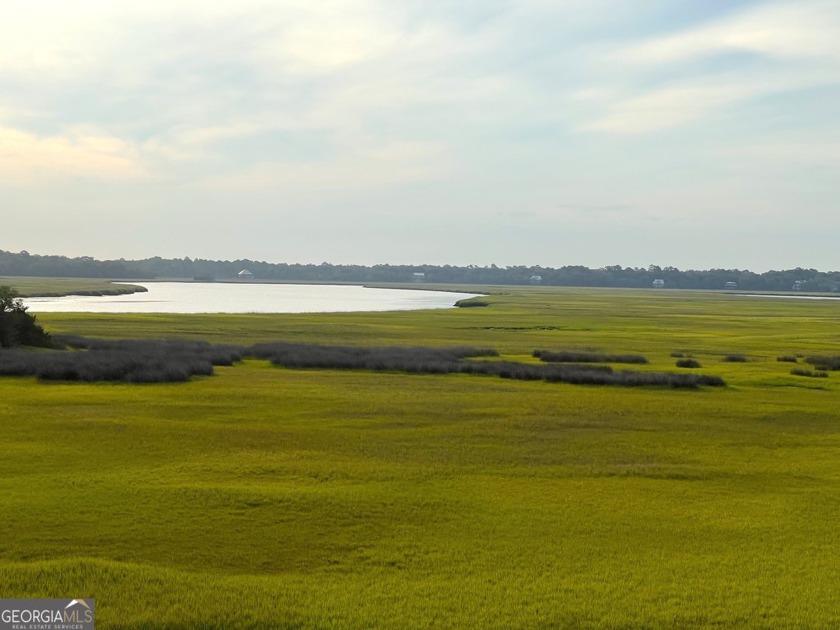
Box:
xmin=676 ymin=358 xmax=702 ymax=368
xmin=791 ymin=368 xmax=829 ymax=378
xmin=805 ymin=355 xmax=840 ymax=371
xmin=533 ymin=349 xmax=648 ymax=364
xmin=0 ymin=337 xmax=243 ymax=383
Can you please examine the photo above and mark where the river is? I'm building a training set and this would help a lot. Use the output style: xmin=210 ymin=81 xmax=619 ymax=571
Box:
xmin=23 ymin=282 xmax=482 ymax=314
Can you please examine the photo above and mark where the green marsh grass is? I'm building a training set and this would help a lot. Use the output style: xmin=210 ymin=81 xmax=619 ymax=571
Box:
xmin=1 ymin=276 xmax=146 ymax=297
xmin=2 ymin=287 xmax=840 ymax=628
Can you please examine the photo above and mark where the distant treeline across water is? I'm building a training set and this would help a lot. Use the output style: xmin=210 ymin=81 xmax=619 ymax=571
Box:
xmin=3 ymin=249 xmax=839 ymax=292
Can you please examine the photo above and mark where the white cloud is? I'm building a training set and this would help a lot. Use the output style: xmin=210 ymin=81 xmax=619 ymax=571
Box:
xmin=1 ymin=0 xmax=838 ymax=268
xmin=201 ymin=141 xmax=451 ymax=193
xmin=0 ymin=0 xmax=494 ymax=175
xmin=142 ymin=121 xmax=269 ymax=163
xmin=0 ymin=1 xmax=123 ymax=76
xmin=577 ymin=1 xmax=840 ymax=134
xmin=730 ymin=140 xmax=840 ymax=166
xmin=583 ymin=83 xmax=744 ymax=134
xmin=580 ymin=72 xmax=834 ymax=134
xmin=622 ymin=0 xmax=840 ymax=64
xmin=253 ymin=2 xmax=401 ymax=74
xmin=0 ymin=1 xmax=399 ymax=78
xmin=0 ymin=125 xmax=146 ymax=183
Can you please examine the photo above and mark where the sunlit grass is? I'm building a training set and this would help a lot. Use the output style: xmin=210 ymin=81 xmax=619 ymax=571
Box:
xmin=1 ymin=276 xmax=146 ymax=297
xmin=3 ymin=287 xmax=840 ymax=628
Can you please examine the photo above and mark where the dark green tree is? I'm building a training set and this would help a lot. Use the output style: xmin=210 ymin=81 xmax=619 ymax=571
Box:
xmin=0 ymin=286 xmax=52 ymax=348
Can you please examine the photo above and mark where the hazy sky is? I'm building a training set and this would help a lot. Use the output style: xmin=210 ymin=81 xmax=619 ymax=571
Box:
xmin=1 ymin=0 xmax=838 ymax=271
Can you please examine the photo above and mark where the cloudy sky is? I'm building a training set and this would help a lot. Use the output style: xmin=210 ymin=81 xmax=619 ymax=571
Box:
xmin=1 ymin=0 xmax=838 ymax=271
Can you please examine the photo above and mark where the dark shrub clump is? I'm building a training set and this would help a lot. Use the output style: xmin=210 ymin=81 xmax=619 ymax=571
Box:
xmin=791 ymin=368 xmax=829 ymax=378
xmin=676 ymin=358 xmax=702 ymax=368
xmin=248 ymin=343 xmax=498 ymax=372
xmin=777 ymin=356 xmax=798 ymax=363
xmin=805 ymin=356 xmax=840 ymax=371
xmin=0 ymin=338 xmax=726 ymax=389
xmin=251 ymin=342 xmax=722 ymax=389
xmin=533 ymin=349 xmax=648 ymax=364
xmin=0 ymin=337 xmax=243 ymax=383
xmin=723 ymin=354 xmax=748 ymax=363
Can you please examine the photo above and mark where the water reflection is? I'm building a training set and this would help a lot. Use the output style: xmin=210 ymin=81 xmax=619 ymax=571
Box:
xmin=24 ymin=282 xmax=481 ymax=314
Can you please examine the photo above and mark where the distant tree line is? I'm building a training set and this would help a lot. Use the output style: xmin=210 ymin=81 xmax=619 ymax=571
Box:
xmin=3 ymin=249 xmax=840 ymax=292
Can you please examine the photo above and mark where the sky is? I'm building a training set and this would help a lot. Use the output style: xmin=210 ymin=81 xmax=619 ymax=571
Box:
xmin=1 ymin=0 xmax=838 ymax=272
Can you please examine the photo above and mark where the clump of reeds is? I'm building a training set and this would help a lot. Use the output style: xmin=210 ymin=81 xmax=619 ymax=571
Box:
xmin=805 ymin=355 xmax=840 ymax=371
xmin=252 ymin=342 xmax=721 ymax=388
xmin=0 ymin=337 xmax=243 ymax=383
xmin=791 ymin=368 xmax=829 ymax=378
xmin=533 ymin=350 xmax=648 ymax=364
xmin=676 ymin=358 xmax=702 ymax=368
xmin=723 ymin=354 xmax=748 ymax=362
xmin=0 ymin=338 xmax=726 ymax=388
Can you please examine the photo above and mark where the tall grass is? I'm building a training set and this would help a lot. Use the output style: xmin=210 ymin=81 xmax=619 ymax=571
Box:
xmin=4 ymin=287 xmax=840 ymax=628
xmin=791 ymin=368 xmax=829 ymax=378
xmin=676 ymin=358 xmax=702 ymax=368
xmin=805 ymin=355 xmax=840 ymax=371
xmin=533 ymin=349 xmax=648 ymax=364
xmin=0 ymin=338 xmax=725 ymax=388
xmin=250 ymin=342 xmax=723 ymax=388
xmin=0 ymin=337 xmax=243 ymax=383
xmin=248 ymin=342 xmax=498 ymax=370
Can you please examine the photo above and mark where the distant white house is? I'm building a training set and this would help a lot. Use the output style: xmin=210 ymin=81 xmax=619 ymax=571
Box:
xmin=724 ymin=281 xmax=738 ymax=289
xmin=652 ymin=279 xmax=665 ymax=288
xmin=529 ymin=275 xmax=543 ymax=285
xmin=238 ymin=269 xmax=254 ymax=280
xmin=412 ymin=272 xmax=425 ymax=283
xmin=792 ymin=280 xmax=803 ymax=291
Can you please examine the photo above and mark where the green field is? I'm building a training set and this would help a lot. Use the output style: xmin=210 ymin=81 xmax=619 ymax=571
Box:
xmin=2 ymin=287 xmax=840 ymax=628
xmin=1 ymin=276 xmax=146 ymax=297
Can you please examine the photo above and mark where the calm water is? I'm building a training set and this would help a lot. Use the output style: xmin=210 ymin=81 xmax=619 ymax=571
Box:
xmin=24 ymin=282 xmax=482 ymax=314
xmin=737 ymin=294 xmax=840 ymax=301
